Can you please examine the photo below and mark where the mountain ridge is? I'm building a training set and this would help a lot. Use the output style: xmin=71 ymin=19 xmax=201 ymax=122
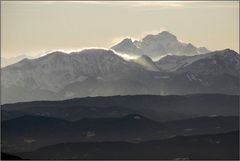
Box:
xmin=111 ymin=31 xmax=210 ymax=59
xmin=1 ymin=45 xmax=239 ymax=104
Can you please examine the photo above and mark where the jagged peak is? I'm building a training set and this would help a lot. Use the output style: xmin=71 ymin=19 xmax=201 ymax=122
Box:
xmin=111 ymin=38 xmax=136 ymax=49
xmin=222 ymin=48 xmax=238 ymax=53
xmin=122 ymin=38 xmax=133 ymax=42
xmin=158 ymin=31 xmax=177 ymax=39
xmin=208 ymin=48 xmax=239 ymax=56
xmin=142 ymin=31 xmax=178 ymax=43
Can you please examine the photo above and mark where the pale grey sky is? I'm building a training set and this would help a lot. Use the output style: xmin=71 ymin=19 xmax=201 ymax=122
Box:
xmin=1 ymin=1 xmax=239 ymax=58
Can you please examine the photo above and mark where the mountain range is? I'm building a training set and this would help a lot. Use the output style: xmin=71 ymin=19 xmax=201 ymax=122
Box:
xmin=1 ymin=47 xmax=239 ymax=104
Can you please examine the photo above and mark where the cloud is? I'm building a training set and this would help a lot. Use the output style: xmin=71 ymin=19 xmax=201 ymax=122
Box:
xmin=113 ymin=51 xmax=139 ymax=61
xmin=77 ymin=1 xmax=186 ymax=8
xmin=128 ymin=1 xmax=239 ymax=9
xmin=12 ymin=1 xmax=186 ymax=9
xmin=132 ymin=1 xmax=185 ymax=8
xmin=12 ymin=1 xmax=239 ymax=9
xmin=66 ymin=1 xmax=239 ymax=9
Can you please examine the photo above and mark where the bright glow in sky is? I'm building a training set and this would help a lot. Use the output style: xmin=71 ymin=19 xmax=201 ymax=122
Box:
xmin=1 ymin=1 xmax=239 ymax=58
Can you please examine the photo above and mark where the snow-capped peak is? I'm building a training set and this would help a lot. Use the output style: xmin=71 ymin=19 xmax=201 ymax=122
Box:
xmin=111 ymin=31 xmax=210 ymax=59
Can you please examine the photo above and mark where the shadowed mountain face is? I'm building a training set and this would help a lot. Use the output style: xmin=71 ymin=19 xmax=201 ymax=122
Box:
xmin=111 ymin=31 xmax=210 ymax=59
xmin=1 ymin=48 xmax=240 ymax=104
xmin=16 ymin=131 xmax=239 ymax=160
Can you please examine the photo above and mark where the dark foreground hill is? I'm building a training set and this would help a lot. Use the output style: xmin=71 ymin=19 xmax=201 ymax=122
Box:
xmin=1 ymin=152 xmax=23 ymax=160
xmin=2 ymin=94 xmax=239 ymax=122
xmin=2 ymin=114 xmax=238 ymax=153
xmin=2 ymin=94 xmax=239 ymax=157
xmin=16 ymin=131 xmax=239 ymax=160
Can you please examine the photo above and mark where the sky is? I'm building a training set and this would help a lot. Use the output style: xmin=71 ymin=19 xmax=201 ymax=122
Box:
xmin=1 ymin=1 xmax=239 ymax=58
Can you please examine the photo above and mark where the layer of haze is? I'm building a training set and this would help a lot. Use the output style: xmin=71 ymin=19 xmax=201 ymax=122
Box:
xmin=1 ymin=1 xmax=239 ymax=58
